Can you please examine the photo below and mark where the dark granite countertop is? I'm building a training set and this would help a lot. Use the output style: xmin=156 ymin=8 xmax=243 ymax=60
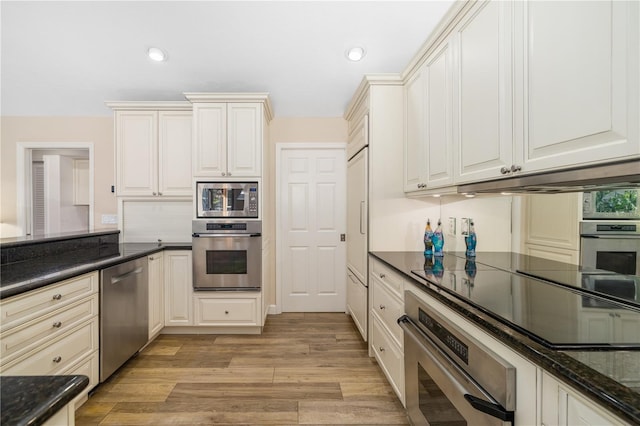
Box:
xmin=1 ymin=242 xmax=192 ymax=299
xmin=371 ymin=251 xmax=640 ymax=425
xmin=0 ymin=375 xmax=89 ymax=426
xmin=0 ymin=229 xmax=120 ymax=249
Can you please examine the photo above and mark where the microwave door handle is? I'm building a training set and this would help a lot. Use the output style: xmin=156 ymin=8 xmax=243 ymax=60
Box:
xmin=398 ymin=316 xmax=514 ymax=423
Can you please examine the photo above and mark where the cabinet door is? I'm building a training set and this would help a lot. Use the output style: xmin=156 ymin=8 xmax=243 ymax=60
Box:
xmin=148 ymin=253 xmax=164 ymax=339
xmin=404 ymin=65 xmax=427 ymax=192
xmin=227 ymin=103 xmax=262 ymax=177
xmin=164 ymin=251 xmax=193 ymax=326
xmin=116 ymin=111 xmax=157 ymax=196
xmin=347 ymin=146 xmax=367 ymax=284
xmin=517 ymin=1 xmax=640 ymax=171
xmin=454 ymin=0 xmax=514 ymax=183
xmin=192 ymin=103 xmax=227 ymax=177
xmin=158 ymin=111 xmax=192 ymax=196
xmin=425 ymin=41 xmax=454 ymax=188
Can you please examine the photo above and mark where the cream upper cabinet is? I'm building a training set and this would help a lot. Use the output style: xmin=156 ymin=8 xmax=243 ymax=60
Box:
xmin=111 ymin=103 xmax=192 ymax=197
xmin=515 ymin=0 xmax=640 ymax=172
xmin=403 ymin=65 xmax=427 ymax=192
xmin=424 ymin=40 xmax=454 ymax=188
xmin=453 ymin=0 xmax=514 ymax=184
xmin=191 ymin=101 xmax=265 ymax=178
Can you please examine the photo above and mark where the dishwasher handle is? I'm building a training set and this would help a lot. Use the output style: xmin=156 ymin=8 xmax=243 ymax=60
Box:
xmin=110 ymin=267 xmax=143 ymax=284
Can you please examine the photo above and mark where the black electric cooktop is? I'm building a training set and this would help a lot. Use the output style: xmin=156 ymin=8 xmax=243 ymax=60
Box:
xmin=412 ymin=255 xmax=640 ymax=350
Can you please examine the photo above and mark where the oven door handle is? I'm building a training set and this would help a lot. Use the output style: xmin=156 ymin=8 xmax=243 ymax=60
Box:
xmin=192 ymin=233 xmax=261 ymax=238
xmin=398 ymin=315 xmax=514 ymax=424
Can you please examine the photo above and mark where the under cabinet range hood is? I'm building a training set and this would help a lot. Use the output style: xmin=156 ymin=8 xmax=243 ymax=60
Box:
xmin=457 ymin=160 xmax=640 ymax=194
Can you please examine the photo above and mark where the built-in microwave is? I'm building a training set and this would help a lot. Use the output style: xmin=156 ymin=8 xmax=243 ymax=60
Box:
xmin=196 ymin=181 xmax=258 ymax=218
xmin=583 ymin=189 xmax=640 ymax=220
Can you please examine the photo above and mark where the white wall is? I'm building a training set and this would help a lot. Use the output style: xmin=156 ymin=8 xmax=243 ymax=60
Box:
xmin=439 ymin=194 xmax=513 ymax=253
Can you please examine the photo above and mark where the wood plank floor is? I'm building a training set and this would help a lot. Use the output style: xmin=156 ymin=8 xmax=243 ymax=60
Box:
xmin=76 ymin=313 xmax=409 ymax=425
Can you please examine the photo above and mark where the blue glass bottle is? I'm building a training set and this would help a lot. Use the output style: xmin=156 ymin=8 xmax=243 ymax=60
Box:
xmin=465 ymin=220 xmax=477 ymax=257
xmin=423 ymin=219 xmax=434 ymax=256
xmin=432 ymin=219 xmax=444 ymax=257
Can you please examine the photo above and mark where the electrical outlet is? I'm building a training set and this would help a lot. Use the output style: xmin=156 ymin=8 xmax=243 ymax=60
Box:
xmin=101 ymin=214 xmax=118 ymax=225
xmin=447 ymin=217 xmax=456 ymax=236
xmin=461 ymin=218 xmax=471 ymax=235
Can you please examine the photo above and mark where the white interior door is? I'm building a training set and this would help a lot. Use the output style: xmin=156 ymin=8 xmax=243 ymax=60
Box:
xmin=278 ymin=145 xmax=347 ymax=312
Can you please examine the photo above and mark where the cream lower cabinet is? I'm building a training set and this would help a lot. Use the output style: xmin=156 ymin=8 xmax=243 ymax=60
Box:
xmin=369 ymin=257 xmax=405 ymax=405
xmin=148 ymin=252 xmax=164 ymax=339
xmin=164 ymin=251 xmax=193 ymax=326
xmin=542 ymin=372 xmax=627 ymax=426
xmin=0 ymin=272 xmax=99 ymax=408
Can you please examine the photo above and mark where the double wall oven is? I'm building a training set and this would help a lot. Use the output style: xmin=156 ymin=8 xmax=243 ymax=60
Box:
xmin=192 ymin=181 xmax=261 ymax=291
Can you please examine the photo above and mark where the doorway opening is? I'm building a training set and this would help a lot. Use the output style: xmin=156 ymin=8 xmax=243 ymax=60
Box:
xmin=17 ymin=142 xmax=94 ymax=236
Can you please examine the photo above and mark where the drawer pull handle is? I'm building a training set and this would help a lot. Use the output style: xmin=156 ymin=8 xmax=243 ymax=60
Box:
xmin=379 ymin=304 xmax=386 ymax=310
xmin=52 ymin=294 xmax=62 ymax=301
xmin=52 ymin=321 xmax=62 ymax=328
xmin=379 ymin=273 xmax=386 ymax=279
xmin=379 ymin=347 xmax=385 ymax=352
xmin=225 ymin=310 xmax=229 ymax=315
xmin=52 ymin=356 xmax=62 ymax=363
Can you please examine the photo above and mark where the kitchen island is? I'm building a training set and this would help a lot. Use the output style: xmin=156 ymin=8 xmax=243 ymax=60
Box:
xmin=371 ymin=251 xmax=640 ymax=425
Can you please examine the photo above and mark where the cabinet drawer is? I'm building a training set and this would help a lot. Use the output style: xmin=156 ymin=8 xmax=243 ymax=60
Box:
xmin=1 ymin=272 xmax=98 ymax=331
xmin=0 ymin=319 xmax=98 ymax=376
xmin=194 ymin=297 xmax=259 ymax=326
xmin=371 ymin=314 xmax=404 ymax=403
xmin=371 ymin=259 xmax=404 ymax=299
xmin=1 ymin=296 xmax=97 ymax=365
xmin=371 ymin=280 xmax=404 ymax=348
xmin=63 ymin=350 xmax=99 ymax=405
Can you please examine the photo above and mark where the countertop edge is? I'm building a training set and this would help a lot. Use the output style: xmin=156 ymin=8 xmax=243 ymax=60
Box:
xmin=0 ymin=375 xmax=89 ymax=426
xmin=0 ymin=244 xmax=191 ymax=300
xmin=0 ymin=230 xmax=120 ymax=249
xmin=369 ymin=251 xmax=640 ymax=425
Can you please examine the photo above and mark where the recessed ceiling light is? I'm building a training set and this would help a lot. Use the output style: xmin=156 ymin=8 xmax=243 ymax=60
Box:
xmin=346 ymin=46 xmax=366 ymax=62
xmin=147 ymin=47 xmax=167 ymax=62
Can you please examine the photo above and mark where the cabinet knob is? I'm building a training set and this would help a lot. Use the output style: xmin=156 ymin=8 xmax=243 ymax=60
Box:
xmin=152 ymin=192 xmax=157 ymax=196
xmin=227 ymin=172 xmax=232 ymax=176
xmin=379 ymin=347 xmax=385 ymax=352
xmin=52 ymin=356 xmax=62 ymax=363
xmin=510 ymin=164 xmax=522 ymax=173
xmin=52 ymin=321 xmax=62 ymax=328
xmin=221 ymin=172 xmax=226 ymax=176
xmin=500 ymin=167 xmax=510 ymax=175
xmin=379 ymin=304 xmax=386 ymax=310
xmin=225 ymin=310 xmax=229 ymax=315
xmin=379 ymin=273 xmax=386 ymax=279
xmin=158 ymin=192 xmax=162 ymax=196
xmin=52 ymin=294 xmax=62 ymax=301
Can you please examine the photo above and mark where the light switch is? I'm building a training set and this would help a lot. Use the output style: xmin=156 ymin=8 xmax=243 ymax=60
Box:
xmin=447 ymin=217 xmax=456 ymax=236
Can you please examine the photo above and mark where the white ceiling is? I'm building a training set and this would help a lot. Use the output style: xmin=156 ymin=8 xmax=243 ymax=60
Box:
xmin=1 ymin=1 xmax=456 ymax=117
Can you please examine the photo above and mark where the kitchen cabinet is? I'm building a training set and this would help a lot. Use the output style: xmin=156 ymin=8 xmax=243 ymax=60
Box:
xmin=404 ymin=39 xmax=454 ymax=193
xmin=453 ymin=0 xmax=514 ymax=184
xmin=148 ymin=252 xmax=164 ymax=340
xmin=109 ymin=103 xmax=193 ymax=197
xmin=579 ymin=309 xmax=640 ymax=345
xmin=164 ymin=250 xmax=193 ymax=326
xmin=73 ymin=159 xmax=89 ymax=205
xmin=0 ymin=272 xmax=99 ymax=407
xmin=541 ymin=371 xmax=627 ymax=426
xmin=514 ymin=0 xmax=640 ymax=173
xmin=186 ymin=93 xmax=272 ymax=178
xmin=369 ymin=256 xmax=405 ymax=404
xmin=403 ymin=64 xmax=427 ymax=192
xmin=193 ymin=292 xmax=261 ymax=328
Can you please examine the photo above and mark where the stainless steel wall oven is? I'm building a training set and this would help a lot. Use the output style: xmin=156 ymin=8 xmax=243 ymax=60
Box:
xmin=192 ymin=220 xmax=262 ymax=291
xmin=399 ymin=291 xmax=516 ymax=426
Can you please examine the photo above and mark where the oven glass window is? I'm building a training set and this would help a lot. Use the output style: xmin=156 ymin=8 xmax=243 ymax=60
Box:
xmin=227 ymin=189 xmax=246 ymax=211
xmin=418 ymin=363 xmax=466 ymax=425
xmin=206 ymin=250 xmax=247 ymax=275
xmin=596 ymin=251 xmax=636 ymax=275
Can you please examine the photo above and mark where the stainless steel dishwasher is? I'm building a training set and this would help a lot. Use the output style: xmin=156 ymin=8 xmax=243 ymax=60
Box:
xmin=100 ymin=257 xmax=148 ymax=382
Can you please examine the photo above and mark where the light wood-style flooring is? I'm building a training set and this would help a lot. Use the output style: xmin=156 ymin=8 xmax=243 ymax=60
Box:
xmin=76 ymin=313 xmax=409 ymax=425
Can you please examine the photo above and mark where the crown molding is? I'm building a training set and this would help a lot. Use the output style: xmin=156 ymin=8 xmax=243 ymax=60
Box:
xmin=344 ymin=74 xmax=402 ymax=121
